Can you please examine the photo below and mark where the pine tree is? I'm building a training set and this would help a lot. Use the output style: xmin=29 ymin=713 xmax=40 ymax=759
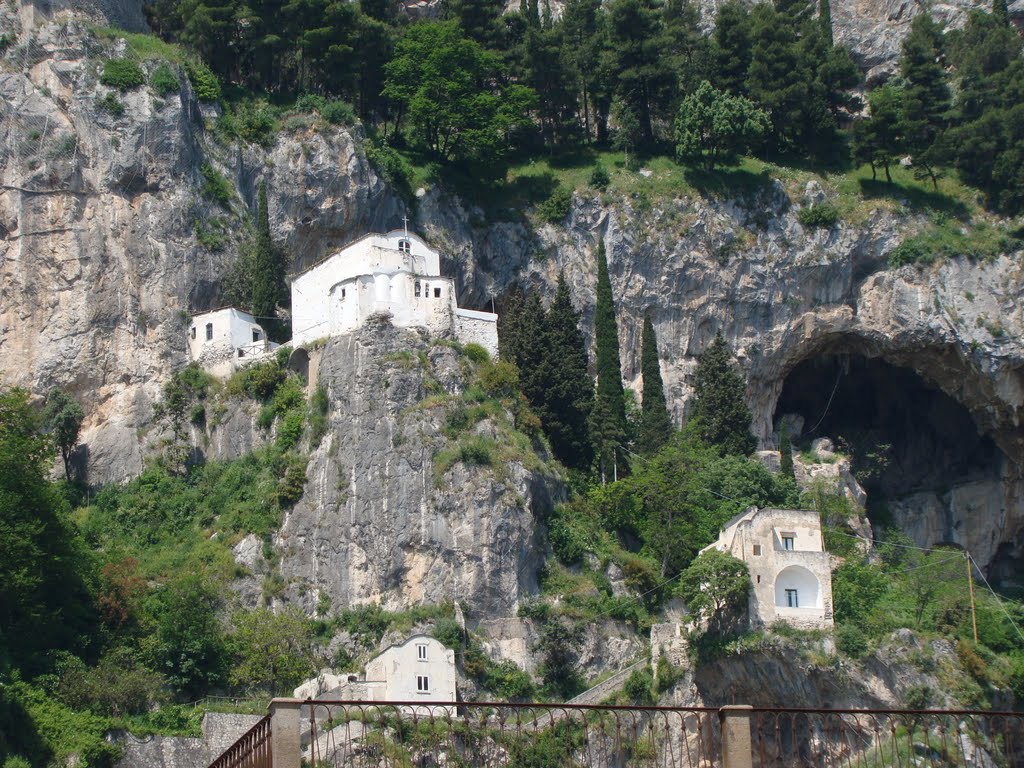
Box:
xmin=852 ymin=83 xmax=904 ymax=182
xmin=689 ymin=332 xmax=757 ymax=456
xmin=638 ymin=315 xmax=673 ymax=453
xmin=713 ymin=1 xmax=752 ymax=95
xmin=592 ymin=241 xmax=628 ymax=477
xmin=250 ymin=181 xmax=284 ymax=330
xmin=899 ymin=13 xmax=951 ymax=189
xmin=540 ymin=275 xmax=595 ymax=469
xmin=779 ymin=422 xmax=795 ymax=479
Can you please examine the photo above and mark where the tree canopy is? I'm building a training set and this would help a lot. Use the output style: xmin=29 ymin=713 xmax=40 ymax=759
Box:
xmin=689 ymin=333 xmax=757 ymax=456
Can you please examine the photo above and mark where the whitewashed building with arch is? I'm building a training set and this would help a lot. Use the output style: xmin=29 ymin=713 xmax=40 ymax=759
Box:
xmin=289 ymin=230 xmax=498 ymax=356
xmin=701 ymin=507 xmax=834 ymax=630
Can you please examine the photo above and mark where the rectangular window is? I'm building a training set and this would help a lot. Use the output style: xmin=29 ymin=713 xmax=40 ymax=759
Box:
xmin=434 ymin=287 xmax=441 ymax=298
xmin=752 ymin=544 xmax=762 ymax=556
xmin=341 ymin=288 xmax=346 ymax=299
xmin=785 ymin=589 xmax=799 ymax=608
xmin=416 ymin=675 xmax=429 ymax=692
xmin=417 ymin=645 xmax=427 ymax=660
xmin=415 ymin=281 xmax=421 ymax=298
xmin=252 ymin=329 xmax=262 ymax=343
xmin=783 ymin=537 xmax=794 ymax=551
xmin=190 ymin=327 xmax=196 ymax=340
xmin=205 ymin=323 xmax=213 ymax=341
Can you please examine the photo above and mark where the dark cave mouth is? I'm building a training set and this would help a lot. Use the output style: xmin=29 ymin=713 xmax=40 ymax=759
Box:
xmin=773 ymin=354 xmax=1001 ymax=502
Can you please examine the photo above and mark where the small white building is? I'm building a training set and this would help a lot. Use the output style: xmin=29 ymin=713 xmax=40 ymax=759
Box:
xmin=701 ymin=507 xmax=834 ymax=630
xmin=296 ymin=635 xmax=457 ymax=715
xmin=187 ymin=308 xmax=279 ymax=377
xmin=290 ymin=230 xmax=498 ymax=356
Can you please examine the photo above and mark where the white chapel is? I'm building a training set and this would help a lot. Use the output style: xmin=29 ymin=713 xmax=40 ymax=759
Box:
xmin=290 ymin=229 xmax=498 ymax=355
xmin=188 ymin=229 xmax=499 ymax=372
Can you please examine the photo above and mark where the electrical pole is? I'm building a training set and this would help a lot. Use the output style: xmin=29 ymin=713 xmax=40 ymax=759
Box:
xmin=966 ymin=551 xmax=979 ymax=644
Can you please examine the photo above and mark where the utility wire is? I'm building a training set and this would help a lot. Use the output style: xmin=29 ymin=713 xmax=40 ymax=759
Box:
xmin=967 ymin=552 xmax=1024 ymax=645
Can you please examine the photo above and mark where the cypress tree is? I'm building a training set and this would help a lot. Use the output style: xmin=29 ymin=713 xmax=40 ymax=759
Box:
xmin=592 ymin=241 xmax=628 ymax=477
xmin=994 ymin=0 xmax=1009 ymax=26
xmin=540 ymin=274 xmax=595 ymax=469
xmin=779 ymin=422 xmax=795 ymax=479
xmin=250 ymin=181 xmax=284 ymax=330
xmin=638 ymin=315 xmax=672 ymax=454
xmin=498 ymin=285 xmax=527 ymax=364
xmin=819 ymin=0 xmax=833 ymax=45
xmin=515 ymin=291 xmax=549 ymax=418
xmin=689 ymin=332 xmax=757 ymax=456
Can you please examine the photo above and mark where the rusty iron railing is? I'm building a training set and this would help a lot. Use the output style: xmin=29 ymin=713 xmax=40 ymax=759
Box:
xmin=748 ymin=707 xmax=1024 ymax=767
xmin=207 ymin=700 xmax=1024 ymax=768
xmin=208 ymin=713 xmax=272 ymax=768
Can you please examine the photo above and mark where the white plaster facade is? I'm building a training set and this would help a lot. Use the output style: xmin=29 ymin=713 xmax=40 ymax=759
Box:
xmin=187 ymin=308 xmax=278 ymax=377
xmin=290 ymin=231 xmax=498 ymax=356
xmin=300 ymin=635 xmax=457 ymax=715
xmin=701 ymin=507 xmax=834 ymax=630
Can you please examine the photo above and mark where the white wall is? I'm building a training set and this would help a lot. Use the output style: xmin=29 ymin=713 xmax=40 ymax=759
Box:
xmin=365 ymin=635 xmax=457 ymax=705
xmin=454 ymin=309 xmax=499 ymax=358
xmin=189 ymin=308 xmax=272 ymax=375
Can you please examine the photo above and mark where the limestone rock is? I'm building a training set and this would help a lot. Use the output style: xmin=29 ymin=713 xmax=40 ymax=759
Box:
xmin=273 ymin=327 xmax=564 ymax=616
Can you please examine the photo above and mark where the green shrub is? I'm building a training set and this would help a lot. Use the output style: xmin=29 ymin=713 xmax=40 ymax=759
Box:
xmin=835 ymin=624 xmax=868 ymax=658
xmin=4 ymin=758 xmax=32 ymax=768
xmin=482 ymin=658 xmax=535 ymax=700
xmin=535 ymin=185 xmax=573 ymax=224
xmin=888 ymin=236 xmax=937 ymax=267
xmin=150 ymin=64 xmax=179 ymax=96
xmin=97 ymin=93 xmax=125 ymax=116
xmin=797 ymin=202 xmax=840 ymax=229
xmin=194 ymin=218 xmax=227 ymax=251
xmin=432 ymin=617 xmax=463 ymax=649
xmin=462 ymin=343 xmax=490 ymax=364
xmin=365 ymin=141 xmax=414 ymax=200
xmin=276 ymin=408 xmax=304 ymax=449
xmin=623 ymin=668 xmax=655 ymax=704
xmin=460 ymin=436 xmax=495 ymax=467
xmin=185 ymin=59 xmax=221 ymax=101
xmin=478 ymin=360 xmax=519 ymax=399
xmin=101 ymin=58 xmax=145 ymax=90
xmin=589 ymin=164 xmax=611 ymax=190
xmin=200 ymin=162 xmax=233 ymax=207
xmin=232 ymin=101 xmax=278 ymax=147
xmin=308 ymin=386 xmax=330 ymax=446
xmin=321 ymin=99 xmax=356 ymax=125
xmin=275 ymin=455 xmax=308 ymax=506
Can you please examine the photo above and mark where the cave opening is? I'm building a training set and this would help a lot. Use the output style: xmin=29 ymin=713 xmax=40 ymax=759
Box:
xmin=773 ymin=354 xmax=1001 ymax=504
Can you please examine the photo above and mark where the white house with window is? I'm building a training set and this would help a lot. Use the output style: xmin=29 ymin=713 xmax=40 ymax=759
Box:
xmin=700 ymin=507 xmax=834 ymax=630
xmin=187 ymin=308 xmax=279 ymax=377
xmin=297 ymin=635 xmax=456 ymax=715
xmin=289 ymin=230 xmax=498 ymax=357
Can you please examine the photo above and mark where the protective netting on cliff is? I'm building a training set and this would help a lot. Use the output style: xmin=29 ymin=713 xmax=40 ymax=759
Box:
xmin=2 ymin=14 xmax=191 ymax=202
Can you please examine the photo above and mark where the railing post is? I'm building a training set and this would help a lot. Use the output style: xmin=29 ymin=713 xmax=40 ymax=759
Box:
xmin=719 ymin=705 xmax=754 ymax=768
xmin=269 ymin=698 xmax=303 ymax=768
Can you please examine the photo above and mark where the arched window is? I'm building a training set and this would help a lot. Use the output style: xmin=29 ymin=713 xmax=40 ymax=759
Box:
xmin=415 ymin=280 xmax=421 ymax=298
xmin=205 ymin=323 xmax=213 ymax=341
xmin=774 ymin=565 xmax=821 ymax=609
xmin=399 ymin=239 xmax=411 ymax=254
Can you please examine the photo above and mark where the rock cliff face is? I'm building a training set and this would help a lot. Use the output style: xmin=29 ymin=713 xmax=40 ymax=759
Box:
xmin=0 ymin=8 xmax=402 ymax=483
xmin=1 ymin=5 xmax=1022 ymax=575
xmin=271 ymin=326 xmax=562 ymax=615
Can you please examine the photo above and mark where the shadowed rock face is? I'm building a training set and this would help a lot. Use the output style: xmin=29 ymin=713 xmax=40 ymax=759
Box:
xmin=272 ymin=327 xmax=563 ymax=615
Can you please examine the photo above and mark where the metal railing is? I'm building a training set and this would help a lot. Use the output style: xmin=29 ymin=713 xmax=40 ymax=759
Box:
xmin=208 ymin=713 xmax=272 ymax=768
xmin=208 ymin=700 xmax=1024 ymax=768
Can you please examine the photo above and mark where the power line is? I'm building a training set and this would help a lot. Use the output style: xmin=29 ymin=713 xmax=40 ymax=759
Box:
xmin=967 ymin=552 xmax=1024 ymax=646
